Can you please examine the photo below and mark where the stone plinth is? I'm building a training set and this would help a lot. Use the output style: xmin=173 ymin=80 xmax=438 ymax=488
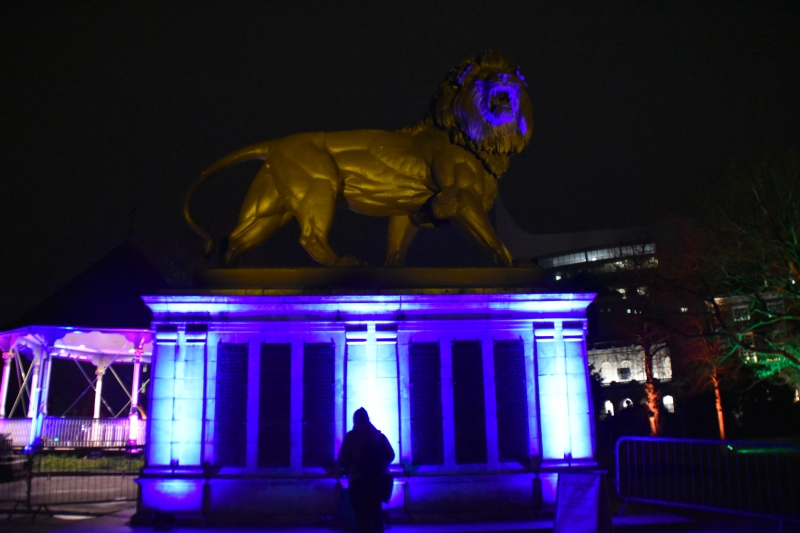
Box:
xmin=136 ymin=269 xmax=596 ymax=524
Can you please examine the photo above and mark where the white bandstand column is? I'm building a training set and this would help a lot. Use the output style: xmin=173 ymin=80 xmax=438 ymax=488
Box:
xmin=0 ymin=351 xmax=13 ymax=419
xmin=41 ymin=351 xmax=53 ymax=415
xmin=26 ymin=353 xmax=41 ymax=419
xmin=129 ymin=355 xmax=142 ymax=443
xmin=27 ymin=346 xmax=51 ymax=449
xmin=94 ymin=365 xmax=106 ymax=419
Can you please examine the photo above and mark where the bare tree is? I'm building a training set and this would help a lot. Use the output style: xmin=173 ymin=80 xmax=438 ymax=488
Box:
xmin=700 ymin=150 xmax=800 ymax=387
xmin=604 ymin=244 xmax=671 ymax=436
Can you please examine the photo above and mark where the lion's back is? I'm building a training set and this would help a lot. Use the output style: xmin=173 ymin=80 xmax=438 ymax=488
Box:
xmin=325 ymin=129 xmax=436 ymax=216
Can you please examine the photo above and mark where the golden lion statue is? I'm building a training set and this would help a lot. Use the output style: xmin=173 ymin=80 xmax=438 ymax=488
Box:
xmin=184 ymin=52 xmax=532 ymax=267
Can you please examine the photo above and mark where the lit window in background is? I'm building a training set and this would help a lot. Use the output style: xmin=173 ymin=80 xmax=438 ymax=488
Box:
xmin=663 ymin=395 xmax=675 ymax=414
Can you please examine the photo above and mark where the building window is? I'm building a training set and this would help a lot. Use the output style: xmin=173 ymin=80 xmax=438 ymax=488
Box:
xmin=766 ymin=300 xmax=785 ymax=315
xmin=662 ymin=395 xmax=675 ymax=414
xmin=732 ymin=305 xmax=750 ymax=322
xmin=621 ymin=398 xmax=633 ymax=410
xmin=617 ymin=365 xmax=631 ymax=381
xmin=604 ymin=400 xmax=614 ymax=417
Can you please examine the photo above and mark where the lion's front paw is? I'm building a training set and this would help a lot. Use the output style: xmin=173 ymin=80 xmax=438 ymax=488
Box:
xmin=493 ymin=247 xmax=514 ymax=267
xmin=384 ymin=255 xmax=405 ymax=267
xmin=333 ymin=255 xmax=362 ymax=267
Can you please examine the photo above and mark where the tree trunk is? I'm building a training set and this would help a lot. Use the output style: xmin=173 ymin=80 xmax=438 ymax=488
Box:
xmin=643 ymin=344 xmax=660 ymax=436
xmin=712 ymin=372 xmax=726 ymax=440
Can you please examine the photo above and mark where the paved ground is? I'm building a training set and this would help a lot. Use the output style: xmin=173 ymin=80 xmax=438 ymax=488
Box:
xmin=3 ymin=503 xmax=799 ymax=533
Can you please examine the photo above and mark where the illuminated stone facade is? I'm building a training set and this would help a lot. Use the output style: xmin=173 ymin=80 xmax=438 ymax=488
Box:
xmin=137 ymin=284 xmax=596 ymax=524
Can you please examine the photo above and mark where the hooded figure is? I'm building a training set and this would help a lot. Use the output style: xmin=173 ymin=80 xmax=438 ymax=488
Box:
xmin=338 ymin=408 xmax=395 ymax=533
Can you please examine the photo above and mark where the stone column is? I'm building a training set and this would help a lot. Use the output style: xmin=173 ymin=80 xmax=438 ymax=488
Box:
xmin=439 ymin=337 xmax=456 ymax=468
xmin=521 ymin=329 xmax=540 ymax=460
xmin=246 ymin=340 xmax=261 ymax=469
xmin=0 ymin=351 xmax=13 ymax=419
xmin=175 ymin=325 xmax=208 ymax=466
xmin=145 ymin=324 xmax=207 ymax=467
xmin=396 ymin=333 xmax=411 ymax=465
xmin=290 ymin=340 xmax=304 ymax=471
xmin=481 ymin=333 xmax=499 ymax=468
xmin=139 ymin=324 xmax=207 ymax=518
xmin=535 ymin=320 xmax=593 ymax=465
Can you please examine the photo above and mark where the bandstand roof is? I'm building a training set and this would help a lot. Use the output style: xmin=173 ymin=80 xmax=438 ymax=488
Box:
xmin=0 ymin=325 xmax=152 ymax=365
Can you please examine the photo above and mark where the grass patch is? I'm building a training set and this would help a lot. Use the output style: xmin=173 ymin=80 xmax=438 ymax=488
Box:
xmin=35 ymin=454 xmax=144 ymax=473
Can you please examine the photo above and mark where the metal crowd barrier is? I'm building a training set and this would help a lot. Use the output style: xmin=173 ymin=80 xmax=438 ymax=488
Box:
xmin=0 ymin=445 xmax=143 ymax=515
xmin=616 ymin=436 xmax=800 ymax=522
xmin=0 ymin=417 xmax=146 ymax=449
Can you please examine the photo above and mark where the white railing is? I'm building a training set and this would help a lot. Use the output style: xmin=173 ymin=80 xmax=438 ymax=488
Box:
xmin=0 ymin=417 xmax=147 ymax=448
xmin=42 ymin=417 xmax=141 ymax=447
xmin=0 ymin=418 xmax=32 ymax=447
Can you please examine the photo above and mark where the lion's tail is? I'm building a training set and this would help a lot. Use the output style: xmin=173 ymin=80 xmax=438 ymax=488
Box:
xmin=183 ymin=142 xmax=270 ymax=258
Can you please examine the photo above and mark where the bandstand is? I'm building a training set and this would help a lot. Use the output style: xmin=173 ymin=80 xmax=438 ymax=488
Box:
xmin=136 ymin=268 xmax=596 ymax=524
xmin=0 ymin=326 xmax=151 ymax=449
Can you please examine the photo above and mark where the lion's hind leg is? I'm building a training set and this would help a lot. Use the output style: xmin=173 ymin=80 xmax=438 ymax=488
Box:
xmin=222 ymin=212 xmax=292 ymax=266
xmin=294 ymin=179 xmax=360 ymax=266
xmin=385 ymin=215 xmax=419 ymax=267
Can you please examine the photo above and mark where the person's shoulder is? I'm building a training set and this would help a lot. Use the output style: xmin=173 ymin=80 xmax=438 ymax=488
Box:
xmin=378 ymin=432 xmax=393 ymax=447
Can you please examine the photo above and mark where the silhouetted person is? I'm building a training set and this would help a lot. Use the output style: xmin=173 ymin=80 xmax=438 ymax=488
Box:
xmin=338 ymin=407 xmax=395 ymax=533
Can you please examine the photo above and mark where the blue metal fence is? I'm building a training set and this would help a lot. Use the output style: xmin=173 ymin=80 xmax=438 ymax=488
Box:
xmin=616 ymin=436 xmax=800 ymax=522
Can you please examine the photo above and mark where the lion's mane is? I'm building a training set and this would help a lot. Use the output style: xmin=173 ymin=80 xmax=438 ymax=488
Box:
xmin=407 ymin=52 xmax=533 ymax=177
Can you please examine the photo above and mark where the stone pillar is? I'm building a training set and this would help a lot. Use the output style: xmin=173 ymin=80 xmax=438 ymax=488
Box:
xmin=439 ymin=337 xmax=456 ymax=468
xmin=289 ymin=340 xmax=304 ymax=472
xmin=481 ymin=333 xmax=499 ymax=468
xmin=0 ymin=351 xmax=13 ymax=419
xmin=396 ymin=333 xmax=411 ymax=465
xmin=174 ymin=325 xmax=208 ymax=466
xmin=147 ymin=326 xmax=178 ymax=466
xmin=535 ymin=320 xmax=593 ymax=465
xmin=139 ymin=324 xmax=207 ymax=518
xmin=521 ymin=329 xmax=540 ymax=460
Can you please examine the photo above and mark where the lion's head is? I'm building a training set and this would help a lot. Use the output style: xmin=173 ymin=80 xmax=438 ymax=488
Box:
xmin=428 ymin=52 xmax=533 ymax=176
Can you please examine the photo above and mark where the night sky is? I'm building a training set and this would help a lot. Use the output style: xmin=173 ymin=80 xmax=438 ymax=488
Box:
xmin=2 ymin=2 xmax=799 ymax=328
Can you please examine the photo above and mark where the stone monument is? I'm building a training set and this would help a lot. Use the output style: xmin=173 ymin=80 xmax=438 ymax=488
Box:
xmin=136 ymin=53 xmax=596 ymax=525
